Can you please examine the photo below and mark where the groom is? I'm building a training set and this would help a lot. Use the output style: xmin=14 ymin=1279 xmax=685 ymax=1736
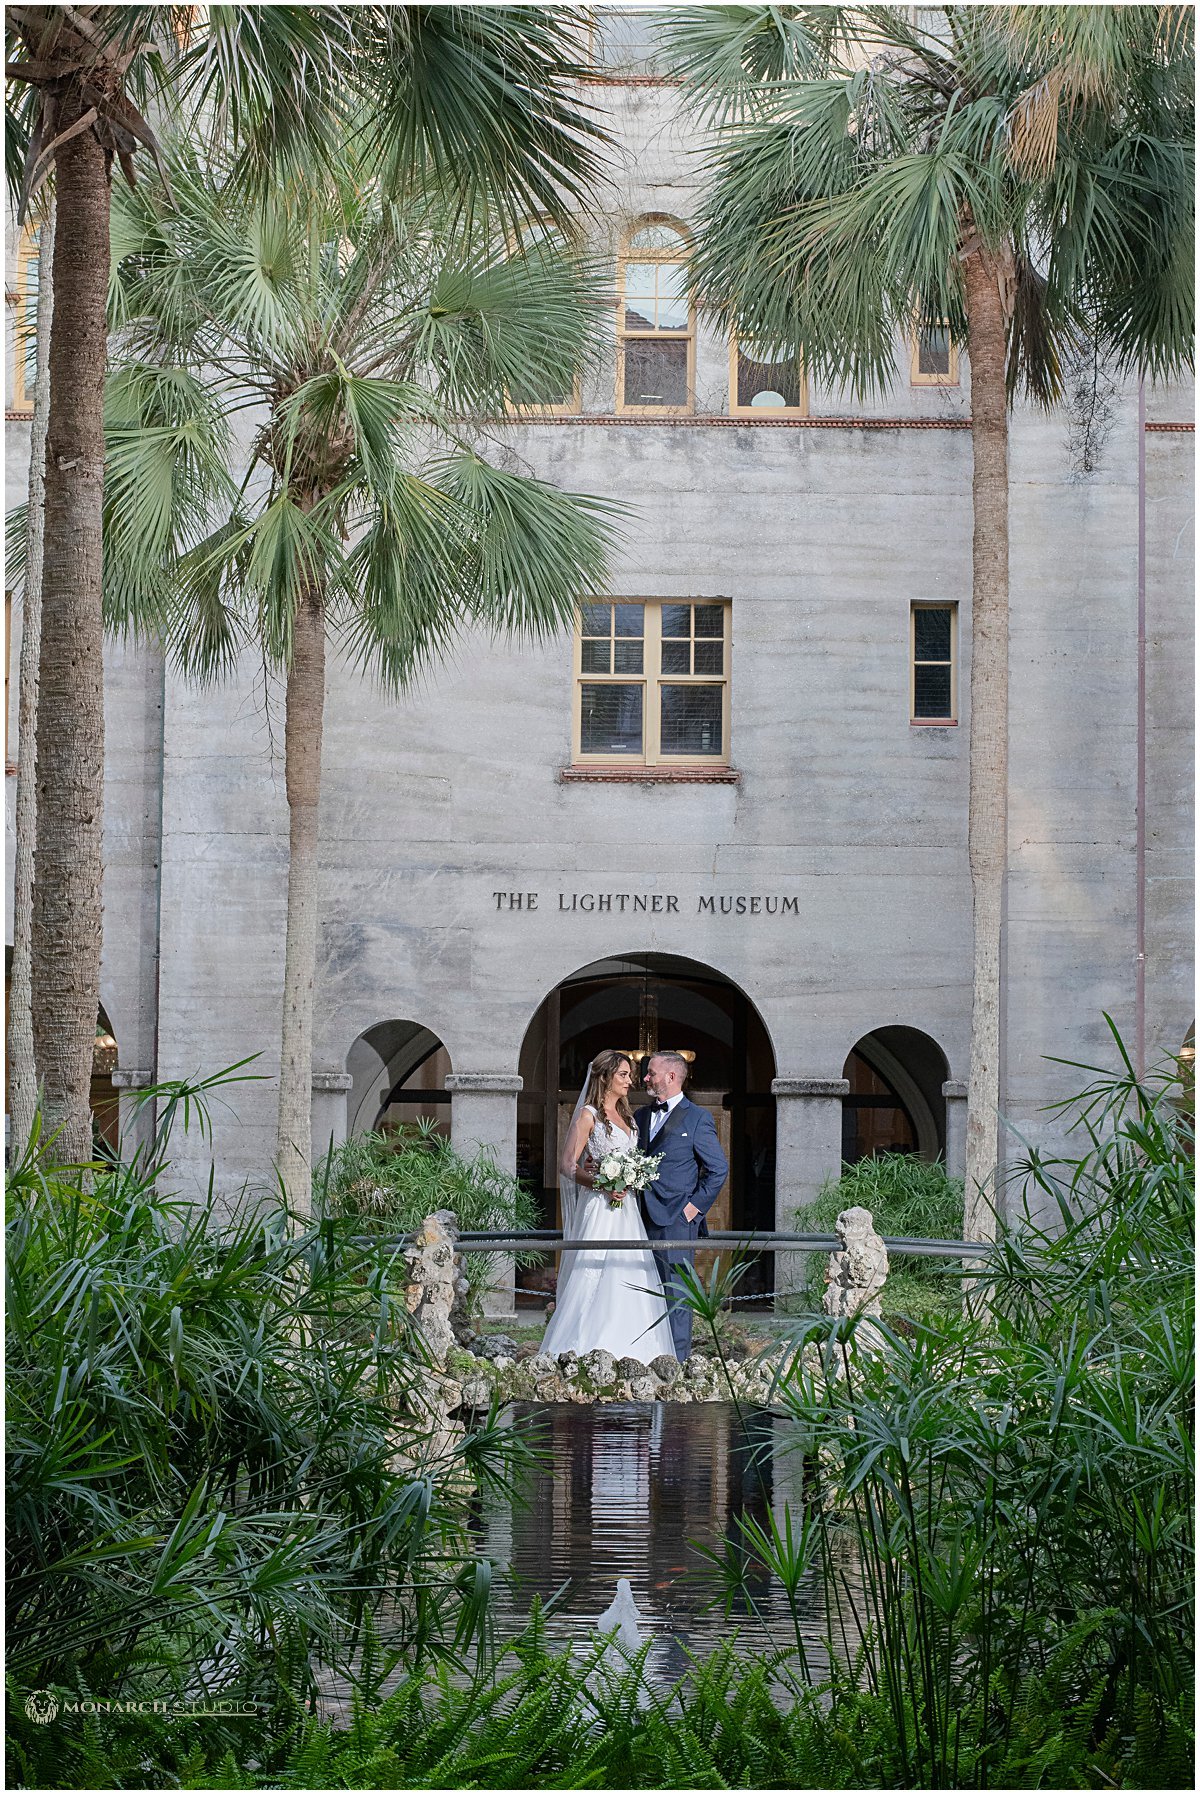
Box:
xmin=634 ymin=1052 xmax=728 ymax=1360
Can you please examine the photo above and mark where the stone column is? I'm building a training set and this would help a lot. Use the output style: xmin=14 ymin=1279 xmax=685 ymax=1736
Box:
xmin=446 ymin=1073 xmax=523 ymax=1319
xmin=112 ymin=1067 xmax=155 ymax=1163
xmin=942 ymin=1080 xmax=968 ymax=1184
xmin=311 ymin=1070 xmax=352 ymax=1171
xmin=771 ymin=1078 xmax=849 ymax=1304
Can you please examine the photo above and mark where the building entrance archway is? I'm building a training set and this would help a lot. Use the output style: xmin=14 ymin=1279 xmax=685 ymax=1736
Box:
xmin=518 ymin=953 xmax=777 ymax=1296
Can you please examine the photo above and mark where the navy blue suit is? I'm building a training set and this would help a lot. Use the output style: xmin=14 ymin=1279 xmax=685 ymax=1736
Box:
xmin=635 ymin=1096 xmax=728 ymax=1359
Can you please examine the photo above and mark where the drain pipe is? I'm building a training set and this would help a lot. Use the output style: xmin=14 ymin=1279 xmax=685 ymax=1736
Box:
xmin=1136 ymin=380 xmax=1147 ymax=1079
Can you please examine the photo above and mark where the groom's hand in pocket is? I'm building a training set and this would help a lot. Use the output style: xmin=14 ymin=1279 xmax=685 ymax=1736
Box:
xmin=683 ymin=1203 xmax=700 ymax=1222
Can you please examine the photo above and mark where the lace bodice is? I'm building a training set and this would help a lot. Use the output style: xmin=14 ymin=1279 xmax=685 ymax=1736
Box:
xmin=584 ymin=1106 xmax=635 ymax=1155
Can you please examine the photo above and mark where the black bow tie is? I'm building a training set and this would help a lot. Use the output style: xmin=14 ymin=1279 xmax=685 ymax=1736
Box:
xmin=651 ymin=1100 xmax=669 ymax=1112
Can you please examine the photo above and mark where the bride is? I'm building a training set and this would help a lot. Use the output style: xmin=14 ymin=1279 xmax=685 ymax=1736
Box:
xmin=541 ymin=1050 xmax=676 ymax=1362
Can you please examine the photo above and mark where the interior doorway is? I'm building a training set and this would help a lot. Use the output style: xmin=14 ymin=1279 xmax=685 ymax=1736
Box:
xmin=517 ymin=953 xmax=777 ymax=1300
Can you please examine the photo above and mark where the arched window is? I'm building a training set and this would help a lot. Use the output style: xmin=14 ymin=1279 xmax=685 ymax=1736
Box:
xmin=617 ymin=218 xmax=694 ymax=414
xmin=505 ymin=215 xmax=581 ymax=414
xmin=8 ymin=221 xmax=43 ymax=415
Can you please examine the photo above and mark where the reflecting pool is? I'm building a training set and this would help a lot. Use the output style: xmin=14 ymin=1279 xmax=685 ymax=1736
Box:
xmin=480 ymin=1401 xmax=847 ymax=1685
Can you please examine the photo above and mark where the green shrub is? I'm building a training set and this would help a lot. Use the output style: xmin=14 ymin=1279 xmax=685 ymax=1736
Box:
xmin=318 ymin=1122 xmax=540 ymax=1314
xmin=702 ymin=1030 xmax=1195 ymax=1790
xmin=793 ymin=1153 xmax=964 ymax=1325
xmin=5 ymin=1077 xmax=514 ymax=1790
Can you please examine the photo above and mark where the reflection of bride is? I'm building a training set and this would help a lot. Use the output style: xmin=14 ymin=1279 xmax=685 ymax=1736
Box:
xmin=541 ymin=1051 xmax=677 ymax=1361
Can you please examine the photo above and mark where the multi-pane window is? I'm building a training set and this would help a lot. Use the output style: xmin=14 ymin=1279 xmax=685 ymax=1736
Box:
xmin=505 ymin=216 xmax=580 ymax=413
xmin=617 ymin=220 xmax=693 ymax=414
xmin=729 ymin=338 xmax=807 ymax=415
xmin=9 ymin=223 xmax=42 ymax=415
xmin=910 ymin=321 xmax=959 ymax=385
xmin=575 ymin=600 xmax=730 ymax=764
xmin=910 ymin=603 xmax=957 ymax=722
xmin=593 ymin=8 xmax=669 ymax=73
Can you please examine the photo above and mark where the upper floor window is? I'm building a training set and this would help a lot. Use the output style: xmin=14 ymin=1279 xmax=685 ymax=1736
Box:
xmin=910 ymin=602 xmax=958 ymax=723
xmin=574 ymin=599 xmax=730 ymax=765
xmin=910 ymin=320 xmax=959 ymax=386
xmin=505 ymin=215 xmax=581 ymax=414
xmin=617 ymin=219 xmax=694 ymax=415
xmin=593 ymin=9 xmax=669 ymax=75
xmin=729 ymin=337 xmax=807 ymax=416
xmin=8 ymin=222 xmax=43 ymax=416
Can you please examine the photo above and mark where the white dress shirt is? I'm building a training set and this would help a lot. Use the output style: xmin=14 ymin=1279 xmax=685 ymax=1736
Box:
xmin=648 ymin=1090 xmax=684 ymax=1139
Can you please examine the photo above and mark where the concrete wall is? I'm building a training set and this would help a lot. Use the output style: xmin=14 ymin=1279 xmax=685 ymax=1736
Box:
xmin=4 ymin=74 xmax=1193 ymax=1231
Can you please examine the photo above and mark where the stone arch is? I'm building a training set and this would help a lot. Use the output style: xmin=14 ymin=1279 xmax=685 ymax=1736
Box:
xmin=345 ymin=1018 xmax=453 ymax=1140
xmin=841 ymin=1025 xmax=952 ymax=1164
xmin=517 ymin=950 xmax=778 ymax=1294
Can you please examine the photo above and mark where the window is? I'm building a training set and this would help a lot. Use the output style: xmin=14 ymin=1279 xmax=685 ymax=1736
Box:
xmin=9 ymin=222 xmax=42 ymax=415
xmin=593 ymin=9 xmax=669 ymax=74
xmin=910 ymin=320 xmax=959 ymax=386
xmin=574 ymin=600 xmax=730 ymax=765
xmin=617 ymin=220 xmax=693 ymax=414
xmin=505 ymin=216 xmax=581 ymax=414
xmin=910 ymin=603 xmax=957 ymax=723
xmin=729 ymin=337 xmax=807 ymax=416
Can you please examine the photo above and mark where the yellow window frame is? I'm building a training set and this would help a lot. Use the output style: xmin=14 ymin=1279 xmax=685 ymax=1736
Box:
xmin=728 ymin=335 xmax=808 ymax=417
xmin=910 ymin=601 xmax=958 ymax=724
xmin=910 ymin=317 xmax=960 ymax=387
xmin=573 ymin=599 xmax=731 ymax=766
xmin=9 ymin=222 xmax=41 ymax=416
xmin=616 ymin=217 xmax=695 ymax=416
xmin=504 ymin=214 xmax=583 ymax=417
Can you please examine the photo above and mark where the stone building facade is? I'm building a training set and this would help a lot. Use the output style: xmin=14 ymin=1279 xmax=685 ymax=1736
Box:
xmin=5 ymin=35 xmax=1194 ymax=1290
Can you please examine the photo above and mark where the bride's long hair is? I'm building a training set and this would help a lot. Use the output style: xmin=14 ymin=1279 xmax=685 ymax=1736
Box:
xmin=583 ymin=1050 xmax=636 ymax=1130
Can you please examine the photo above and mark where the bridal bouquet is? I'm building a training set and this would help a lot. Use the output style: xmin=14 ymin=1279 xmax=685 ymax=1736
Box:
xmin=592 ymin=1146 xmax=663 ymax=1211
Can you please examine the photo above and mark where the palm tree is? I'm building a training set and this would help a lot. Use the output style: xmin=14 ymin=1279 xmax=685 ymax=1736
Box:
xmin=5 ymin=3 xmax=607 ymax=1167
xmin=106 ymin=144 xmax=617 ymax=1209
xmin=661 ymin=4 xmax=1194 ymax=1237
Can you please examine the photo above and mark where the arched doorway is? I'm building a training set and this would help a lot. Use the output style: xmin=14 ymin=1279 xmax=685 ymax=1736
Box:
xmin=345 ymin=1019 xmax=452 ymax=1139
xmin=91 ymin=1004 xmax=120 ymax=1157
xmin=518 ymin=953 xmax=777 ymax=1294
xmin=841 ymin=1026 xmax=950 ymax=1164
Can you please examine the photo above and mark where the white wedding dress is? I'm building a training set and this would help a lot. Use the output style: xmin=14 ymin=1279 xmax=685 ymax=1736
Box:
xmin=541 ymin=1108 xmax=677 ymax=1362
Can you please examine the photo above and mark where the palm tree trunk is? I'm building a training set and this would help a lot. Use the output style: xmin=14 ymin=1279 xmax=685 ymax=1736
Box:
xmin=32 ymin=108 xmax=108 ymax=1169
xmin=9 ymin=198 xmax=55 ymax=1162
xmin=962 ymin=244 xmax=1010 ymax=1240
xmin=275 ymin=584 xmax=327 ymax=1213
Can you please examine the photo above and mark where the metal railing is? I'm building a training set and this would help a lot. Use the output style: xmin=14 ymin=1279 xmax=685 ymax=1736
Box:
xmin=354 ymin=1228 xmax=991 ymax=1260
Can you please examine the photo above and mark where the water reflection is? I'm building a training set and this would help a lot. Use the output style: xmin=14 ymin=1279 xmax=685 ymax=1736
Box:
xmin=480 ymin=1401 xmax=842 ymax=1684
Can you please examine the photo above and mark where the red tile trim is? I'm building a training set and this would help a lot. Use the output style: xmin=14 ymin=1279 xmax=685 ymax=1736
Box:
xmin=1144 ymin=422 xmax=1194 ymax=432
xmin=497 ymin=413 xmax=973 ymax=431
xmin=559 ymin=766 xmax=740 ymax=785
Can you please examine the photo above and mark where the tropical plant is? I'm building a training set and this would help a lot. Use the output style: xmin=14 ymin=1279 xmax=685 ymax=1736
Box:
xmin=692 ymin=1031 xmax=1195 ymax=1788
xmin=321 ymin=1122 xmax=542 ymax=1315
xmin=5 ymin=1070 xmax=517 ymax=1765
xmin=662 ymin=3 xmax=1195 ymax=1238
xmin=794 ymin=1153 xmax=965 ymax=1323
xmin=102 ymin=136 xmax=615 ymax=1212
xmin=4 ymin=2 xmax=607 ymax=1171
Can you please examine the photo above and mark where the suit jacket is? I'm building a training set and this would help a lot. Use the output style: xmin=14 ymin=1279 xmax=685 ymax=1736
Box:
xmin=634 ymin=1096 xmax=728 ymax=1237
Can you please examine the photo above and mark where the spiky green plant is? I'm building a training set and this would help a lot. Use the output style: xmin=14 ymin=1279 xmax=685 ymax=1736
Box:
xmin=5 ymin=1071 xmax=518 ymax=1774
xmin=689 ymin=1028 xmax=1194 ymax=1789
